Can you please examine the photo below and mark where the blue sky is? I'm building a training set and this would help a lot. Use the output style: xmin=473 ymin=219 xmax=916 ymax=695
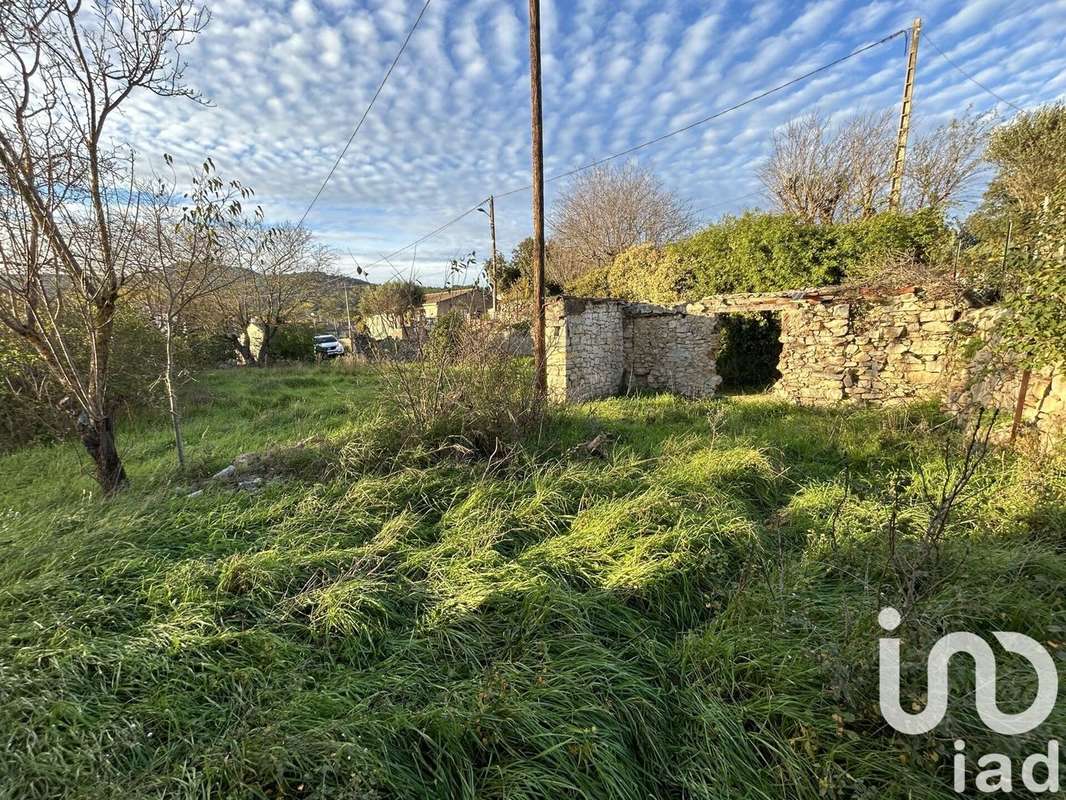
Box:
xmin=115 ymin=0 xmax=1066 ymax=284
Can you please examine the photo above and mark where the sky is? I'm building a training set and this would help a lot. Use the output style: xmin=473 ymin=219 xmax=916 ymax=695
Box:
xmin=113 ymin=0 xmax=1066 ymax=284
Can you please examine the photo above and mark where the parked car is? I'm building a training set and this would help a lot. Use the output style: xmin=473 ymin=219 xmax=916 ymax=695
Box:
xmin=313 ymin=334 xmax=345 ymax=358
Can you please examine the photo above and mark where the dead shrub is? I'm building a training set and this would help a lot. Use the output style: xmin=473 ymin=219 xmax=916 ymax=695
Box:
xmin=372 ymin=317 xmax=543 ymax=458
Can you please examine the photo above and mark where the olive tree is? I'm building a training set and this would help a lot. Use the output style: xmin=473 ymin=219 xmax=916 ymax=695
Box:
xmin=211 ymin=222 xmax=327 ymax=366
xmin=358 ymin=280 xmax=424 ymax=339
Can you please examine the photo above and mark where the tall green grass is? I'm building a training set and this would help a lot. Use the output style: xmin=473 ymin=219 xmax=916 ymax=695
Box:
xmin=0 ymin=367 xmax=1063 ymax=799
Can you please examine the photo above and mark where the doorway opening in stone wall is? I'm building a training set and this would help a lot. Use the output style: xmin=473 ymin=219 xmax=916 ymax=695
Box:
xmin=715 ymin=311 xmax=783 ymax=393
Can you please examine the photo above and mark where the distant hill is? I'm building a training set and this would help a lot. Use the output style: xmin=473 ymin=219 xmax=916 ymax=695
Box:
xmin=299 ymin=271 xmax=371 ymax=329
xmin=303 ymin=271 xmax=371 ymax=289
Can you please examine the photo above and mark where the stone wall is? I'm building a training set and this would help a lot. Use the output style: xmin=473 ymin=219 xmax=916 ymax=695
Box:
xmin=766 ymin=292 xmax=1065 ymax=438
xmin=545 ymin=297 xmax=720 ymax=403
xmin=772 ymin=293 xmax=964 ymax=405
xmin=546 ymin=289 xmax=1066 ymax=441
xmin=945 ymin=308 xmax=1066 ymax=441
xmin=622 ymin=309 xmax=721 ymax=398
xmin=546 ymin=298 xmax=625 ymax=403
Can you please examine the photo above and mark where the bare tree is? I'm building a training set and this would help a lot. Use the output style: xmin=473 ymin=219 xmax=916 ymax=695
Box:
xmin=140 ymin=158 xmax=254 ymax=468
xmin=549 ymin=163 xmax=694 ymax=285
xmin=0 ymin=0 xmax=208 ymax=493
xmin=838 ymin=110 xmax=896 ymax=219
xmin=905 ymin=110 xmax=995 ymax=210
xmin=212 ymin=222 xmax=327 ymax=366
xmin=358 ymin=280 xmax=424 ymax=340
xmin=759 ymin=114 xmax=850 ymax=223
xmin=763 ymin=109 xmax=992 ymax=223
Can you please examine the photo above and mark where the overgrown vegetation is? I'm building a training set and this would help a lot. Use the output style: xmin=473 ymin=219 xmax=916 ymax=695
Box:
xmin=374 ymin=317 xmax=542 ymax=457
xmin=569 ymin=208 xmax=952 ymax=300
xmin=1 ymin=367 xmax=1062 ymax=799
xmin=715 ymin=312 xmax=783 ymax=392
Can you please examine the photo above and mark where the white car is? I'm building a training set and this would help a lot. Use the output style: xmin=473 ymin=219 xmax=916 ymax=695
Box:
xmin=313 ymin=334 xmax=345 ymax=358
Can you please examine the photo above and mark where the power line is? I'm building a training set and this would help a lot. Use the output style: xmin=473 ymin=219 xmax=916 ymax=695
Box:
xmin=368 ymin=199 xmax=488 ymax=269
xmin=494 ymin=28 xmax=907 ymax=199
xmin=296 ymin=0 xmax=434 ymax=230
xmin=365 ymin=26 xmax=907 ymax=269
xmin=924 ymin=32 xmax=1025 ymax=113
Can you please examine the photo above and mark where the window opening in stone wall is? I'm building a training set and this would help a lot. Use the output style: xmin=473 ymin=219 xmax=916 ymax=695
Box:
xmin=716 ymin=311 xmax=783 ymax=393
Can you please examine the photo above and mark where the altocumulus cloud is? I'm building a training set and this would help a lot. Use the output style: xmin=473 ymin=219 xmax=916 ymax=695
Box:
xmin=112 ymin=0 xmax=1066 ymax=282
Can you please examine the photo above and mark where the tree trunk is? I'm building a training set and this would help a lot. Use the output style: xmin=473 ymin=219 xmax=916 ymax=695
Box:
xmin=259 ymin=325 xmax=276 ymax=367
xmin=163 ymin=322 xmax=186 ymax=469
xmin=76 ymin=412 xmax=128 ymax=494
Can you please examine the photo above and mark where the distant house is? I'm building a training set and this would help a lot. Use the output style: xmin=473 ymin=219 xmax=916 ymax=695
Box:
xmin=364 ymin=312 xmax=417 ymax=341
xmin=363 ymin=287 xmax=493 ymax=341
xmin=423 ymin=288 xmax=491 ymax=324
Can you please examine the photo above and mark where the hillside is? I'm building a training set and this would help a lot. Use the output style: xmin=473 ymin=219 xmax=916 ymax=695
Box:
xmin=0 ymin=367 xmax=1063 ymax=799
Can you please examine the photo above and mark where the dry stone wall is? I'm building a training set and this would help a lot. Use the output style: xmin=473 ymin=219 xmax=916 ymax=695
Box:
xmin=546 ymin=298 xmax=625 ymax=403
xmin=545 ymin=297 xmax=720 ymax=403
xmin=546 ymin=289 xmax=1065 ymax=442
xmin=945 ymin=308 xmax=1066 ymax=441
xmin=769 ymin=292 xmax=1065 ymax=439
xmin=772 ymin=294 xmax=965 ymax=405
xmin=622 ymin=310 xmax=721 ymax=398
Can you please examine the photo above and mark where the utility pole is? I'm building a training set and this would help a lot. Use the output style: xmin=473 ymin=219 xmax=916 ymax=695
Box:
xmin=889 ymin=17 xmax=921 ymax=211
xmin=528 ymin=0 xmax=547 ymax=397
xmin=488 ymin=195 xmax=498 ymax=316
xmin=479 ymin=196 xmax=500 ymax=315
xmin=344 ymin=285 xmax=353 ymax=346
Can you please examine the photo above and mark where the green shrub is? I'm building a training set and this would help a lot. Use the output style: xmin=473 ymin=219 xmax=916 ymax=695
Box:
xmin=0 ymin=333 xmax=67 ymax=450
xmin=269 ymin=323 xmax=320 ymax=362
xmin=427 ymin=310 xmax=466 ymax=358
xmin=716 ymin=312 xmax=783 ymax=392
xmin=180 ymin=331 xmax=233 ymax=367
xmin=568 ymin=210 xmax=954 ymax=301
xmin=677 ymin=212 xmax=849 ymax=295
xmin=0 ymin=309 xmax=168 ymax=450
xmin=375 ymin=320 xmax=542 ymax=457
xmin=358 ymin=280 xmax=425 ymax=319
xmin=999 ymin=190 xmax=1066 ymax=368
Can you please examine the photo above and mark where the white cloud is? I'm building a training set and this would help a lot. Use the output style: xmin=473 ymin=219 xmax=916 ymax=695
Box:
xmin=318 ymin=28 xmax=343 ymax=68
xmin=106 ymin=0 xmax=1066 ymax=281
xmin=291 ymin=0 xmax=316 ymax=26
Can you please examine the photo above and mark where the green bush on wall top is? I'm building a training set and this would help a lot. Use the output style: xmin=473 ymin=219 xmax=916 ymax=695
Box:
xmin=567 ymin=209 xmax=953 ymax=302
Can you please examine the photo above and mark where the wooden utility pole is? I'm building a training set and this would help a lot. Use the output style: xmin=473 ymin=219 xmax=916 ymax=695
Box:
xmin=488 ymin=195 xmax=499 ymax=315
xmin=889 ymin=17 xmax=921 ymax=211
xmin=528 ymin=0 xmax=547 ymax=396
xmin=1010 ymin=368 xmax=1032 ymax=444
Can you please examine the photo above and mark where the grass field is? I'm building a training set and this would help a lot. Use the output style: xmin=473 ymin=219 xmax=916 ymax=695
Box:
xmin=1 ymin=366 xmax=1064 ymax=799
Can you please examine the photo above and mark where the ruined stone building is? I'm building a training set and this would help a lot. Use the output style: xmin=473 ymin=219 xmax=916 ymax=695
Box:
xmin=545 ymin=288 xmax=1065 ymax=441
